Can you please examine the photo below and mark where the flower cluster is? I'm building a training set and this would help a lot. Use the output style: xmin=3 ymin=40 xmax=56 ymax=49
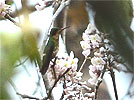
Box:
xmin=63 ymin=81 xmax=93 ymax=100
xmin=0 ymin=1 xmax=11 ymax=17
xmin=80 ymin=23 xmax=122 ymax=99
xmin=47 ymin=51 xmax=94 ymax=99
xmin=80 ymin=24 xmax=107 ymax=85
xmin=80 ymin=24 xmax=102 ymax=57
xmin=88 ymin=56 xmax=106 ymax=85
xmin=47 ymin=51 xmax=79 ymax=85
xmin=80 ymin=24 xmax=107 ymax=99
xmin=35 ymin=0 xmax=53 ymax=11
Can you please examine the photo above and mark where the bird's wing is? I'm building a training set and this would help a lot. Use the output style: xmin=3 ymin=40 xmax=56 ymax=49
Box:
xmin=40 ymin=39 xmax=55 ymax=75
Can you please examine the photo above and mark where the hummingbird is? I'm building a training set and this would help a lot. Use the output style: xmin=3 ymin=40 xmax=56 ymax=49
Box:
xmin=40 ymin=26 xmax=70 ymax=75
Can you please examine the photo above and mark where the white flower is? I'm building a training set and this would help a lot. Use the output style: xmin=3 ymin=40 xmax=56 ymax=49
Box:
xmin=69 ymin=51 xmax=75 ymax=59
xmin=89 ymin=65 xmax=96 ymax=72
xmin=89 ymin=92 xmax=95 ymax=97
xmin=84 ymin=92 xmax=95 ymax=98
xmin=104 ymin=39 xmax=110 ymax=43
xmin=85 ymin=24 xmax=96 ymax=34
xmin=55 ymin=51 xmax=78 ymax=75
xmin=0 ymin=1 xmax=10 ymax=17
xmin=90 ymin=34 xmax=102 ymax=43
xmin=87 ymin=34 xmax=102 ymax=48
xmin=89 ymin=64 xmax=104 ymax=73
xmin=99 ymin=47 xmax=106 ymax=52
xmin=92 ymin=41 xmax=100 ymax=48
xmin=35 ymin=0 xmax=48 ymax=11
xmin=94 ymin=52 xmax=103 ymax=57
xmin=88 ymin=77 xmax=97 ymax=85
xmin=89 ymin=70 xmax=97 ymax=78
xmin=68 ymin=51 xmax=78 ymax=70
xmin=80 ymin=41 xmax=91 ymax=50
xmin=35 ymin=5 xmax=45 ymax=11
xmin=82 ymin=49 xmax=91 ymax=57
xmin=56 ymin=59 xmax=66 ymax=66
xmin=76 ymin=72 xmax=83 ymax=77
xmin=91 ymin=57 xmax=106 ymax=65
xmin=82 ymin=32 xmax=90 ymax=41
xmin=96 ymin=65 xmax=104 ymax=71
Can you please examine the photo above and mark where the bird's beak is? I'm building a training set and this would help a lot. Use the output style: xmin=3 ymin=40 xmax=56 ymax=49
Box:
xmin=58 ymin=26 xmax=70 ymax=33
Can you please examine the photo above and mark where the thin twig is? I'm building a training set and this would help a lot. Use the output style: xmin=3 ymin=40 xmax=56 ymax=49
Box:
xmin=79 ymin=58 xmax=87 ymax=72
xmin=32 ymin=61 xmax=43 ymax=96
xmin=107 ymin=53 xmax=119 ymax=100
xmin=4 ymin=14 xmax=21 ymax=27
xmin=15 ymin=57 xmax=29 ymax=67
xmin=16 ymin=93 xmax=41 ymax=100
xmin=8 ymin=79 xmax=22 ymax=100
xmin=109 ymin=68 xmax=118 ymax=100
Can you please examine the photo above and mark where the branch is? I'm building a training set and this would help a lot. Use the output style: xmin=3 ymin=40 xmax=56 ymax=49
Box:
xmin=8 ymin=79 xmax=22 ymax=100
xmin=4 ymin=14 xmax=21 ymax=27
xmin=109 ymin=68 xmax=119 ymax=100
xmin=15 ymin=57 xmax=29 ymax=67
xmin=16 ymin=93 xmax=41 ymax=100
xmin=79 ymin=58 xmax=87 ymax=72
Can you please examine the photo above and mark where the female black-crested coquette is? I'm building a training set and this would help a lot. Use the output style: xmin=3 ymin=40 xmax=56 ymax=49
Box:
xmin=40 ymin=26 xmax=69 ymax=75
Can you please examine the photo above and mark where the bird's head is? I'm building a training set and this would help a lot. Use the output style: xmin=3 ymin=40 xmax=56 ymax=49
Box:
xmin=50 ymin=26 xmax=70 ymax=37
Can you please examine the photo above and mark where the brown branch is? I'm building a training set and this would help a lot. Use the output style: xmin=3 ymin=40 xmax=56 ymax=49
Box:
xmin=109 ymin=68 xmax=118 ymax=100
xmin=4 ymin=14 xmax=21 ymax=27
xmin=16 ymin=93 xmax=41 ymax=100
xmin=106 ymin=53 xmax=119 ymax=100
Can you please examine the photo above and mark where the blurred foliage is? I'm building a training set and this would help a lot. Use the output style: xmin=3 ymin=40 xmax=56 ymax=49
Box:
xmin=21 ymin=24 xmax=41 ymax=67
xmin=0 ymin=33 xmax=22 ymax=99
xmin=0 ymin=26 xmax=41 ymax=99
xmin=0 ymin=33 xmax=22 ymax=82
